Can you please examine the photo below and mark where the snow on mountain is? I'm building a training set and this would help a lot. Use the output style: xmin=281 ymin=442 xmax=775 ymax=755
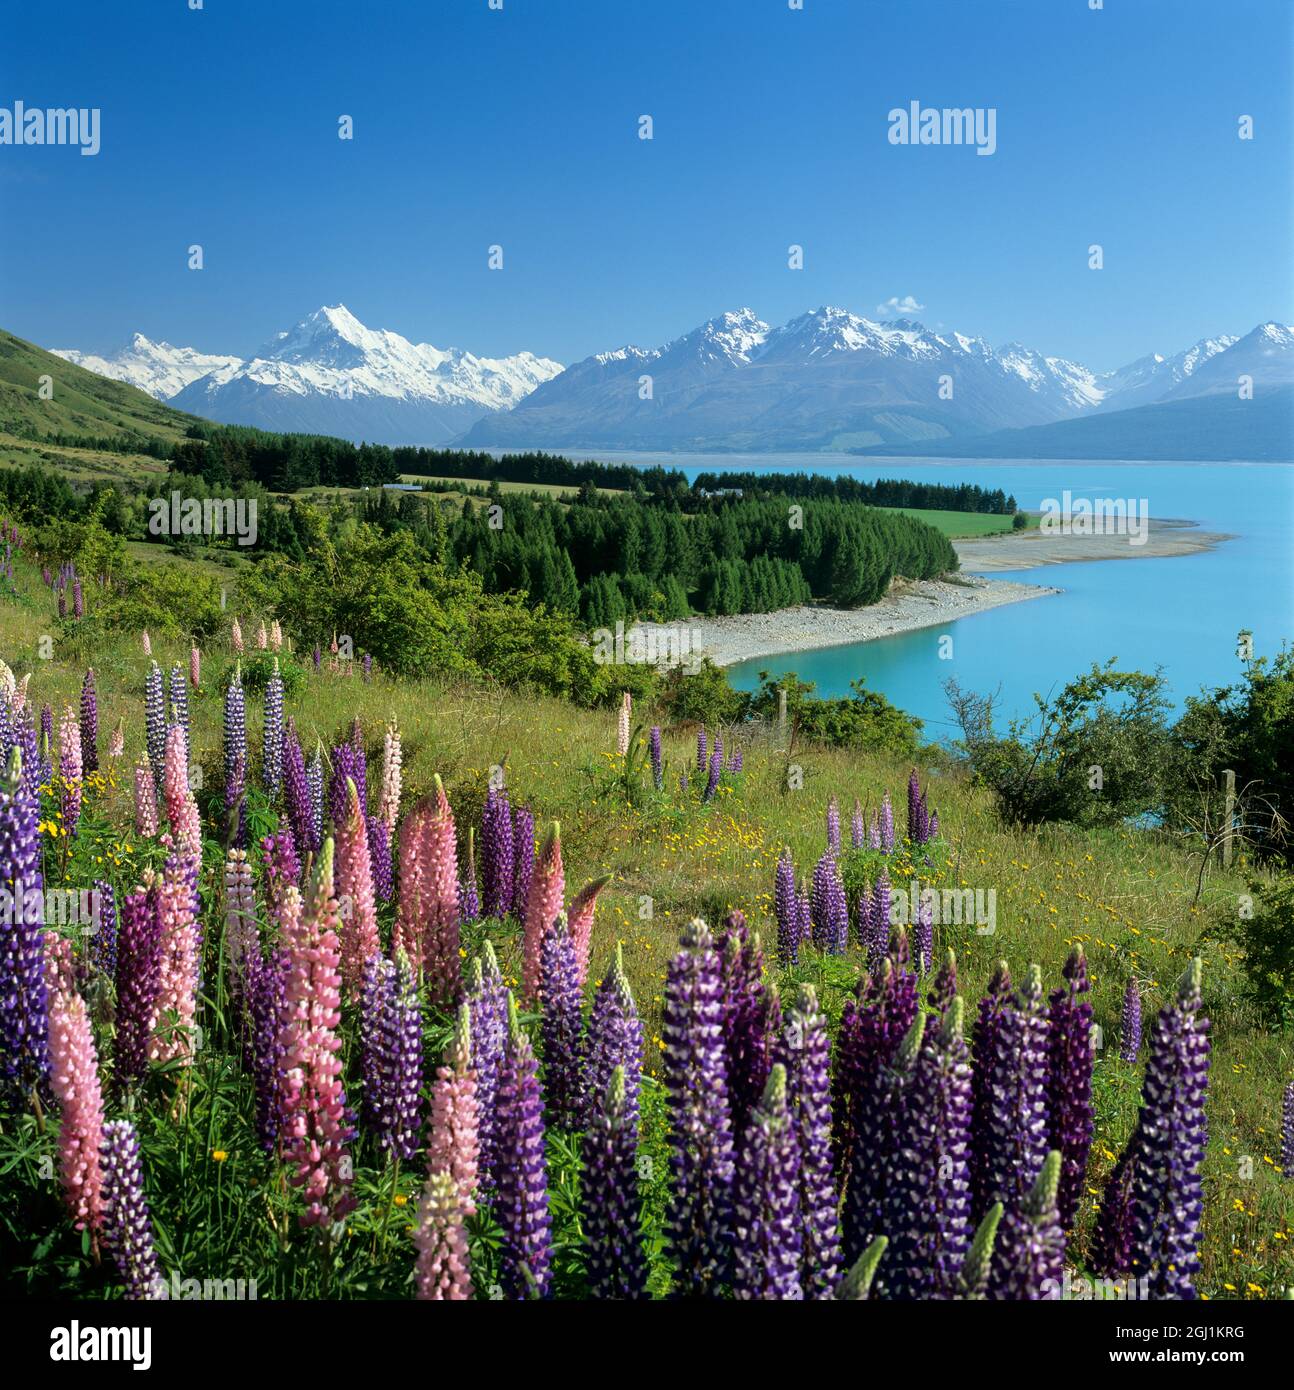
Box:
xmin=1156 ymin=322 xmax=1294 ymax=400
xmin=1093 ymin=333 xmax=1240 ymax=411
xmin=51 ymin=333 xmax=241 ymax=401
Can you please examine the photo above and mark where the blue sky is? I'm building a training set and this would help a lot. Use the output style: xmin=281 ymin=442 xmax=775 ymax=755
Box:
xmin=2 ymin=0 xmax=1291 ymax=371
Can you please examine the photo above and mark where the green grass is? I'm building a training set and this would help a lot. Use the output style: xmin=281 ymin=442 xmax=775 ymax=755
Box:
xmin=888 ymin=507 xmax=1033 ymax=538
xmin=0 ymin=538 xmax=1289 ymax=1301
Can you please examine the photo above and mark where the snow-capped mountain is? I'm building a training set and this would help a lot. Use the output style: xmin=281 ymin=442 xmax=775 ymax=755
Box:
xmin=462 ymin=305 xmax=1109 ymax=451
xmin=52 ymin=334 xmax=241 ymax=400
xmin=57 ymin=306 xmax=563 ymax=446
xmin=461 ymin=305 xmax=1294 ymax=452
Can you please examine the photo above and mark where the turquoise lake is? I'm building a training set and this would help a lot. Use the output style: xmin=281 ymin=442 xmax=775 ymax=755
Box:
xmin=566 ymin=453 xmax=1294 ymax=740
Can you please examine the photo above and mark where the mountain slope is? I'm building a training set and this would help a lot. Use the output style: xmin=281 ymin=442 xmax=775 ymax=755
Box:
xmin=0 ymin=329 xmax=204 ymax=442
xmin=852 ymin=386 xmax=1294 ymax=462
xmin=52 ymin=334 xmax=242 ymax=401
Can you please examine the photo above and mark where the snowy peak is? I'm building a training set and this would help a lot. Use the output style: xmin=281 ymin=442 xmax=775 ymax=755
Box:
xmin=52 ymin=334 xmax=241 ymax=401
xmin=666 ymin=308 xmax=770 ymax=366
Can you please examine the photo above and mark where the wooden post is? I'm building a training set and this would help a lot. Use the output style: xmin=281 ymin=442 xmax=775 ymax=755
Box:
xmin=1222 ymin=768 xmax=1236 ymax=867
xmin=778 ymin=686 xmax=788 ymax=741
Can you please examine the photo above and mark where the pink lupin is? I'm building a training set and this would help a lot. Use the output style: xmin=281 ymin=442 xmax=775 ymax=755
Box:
xmin=48 ymin=986 xmax=106 ymax=1235
xmin=134 ymin=760 xmax=158 ymax=837
xmin=59 ymin=703 xmax=82 ymax=835
xmin=108 ymin=718 xmax=125 ymax=759
xmin=393 ymin=805 xmax=426 ymax=971
xmin=256 ymin=621 xmax=268 ymax=650
xmin=376 ymin=719 xmax=402 ymax=831
xmin=426 ymin=1003 xmax=480 ymax=1212
xmin=335 ymin=778 xmax=379 ymax=1001
xmin=189 ymin=644 xmax=201 ymax=690
xmin=522 ymin=821 xmax=565 ymax=1001
xmin=276 ymin=844 xmax=356 ymax=1229
xmin=230 ymin=618 xmax=244 ymax=654
xmin=141 ymin=630 xmax=152 ymax=657
xmin=616 ymin=691 xmax=631 ymax=756
xmin=422 ymin=776 xmax=461 ymax=1007
xmin=413 ymin=1170 xmax=472 ymax=1301
xmin=149 ymin=859 xmax=198 ymax=1067
xmin=567 ymin=874 xmax=613 ymax=990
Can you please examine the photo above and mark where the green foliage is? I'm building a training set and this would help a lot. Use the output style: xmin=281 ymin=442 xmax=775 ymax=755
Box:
xmin=656 ymin=658 xmax=749 ymax=728
xmin=1012 ymin=511 xmax=1029 ymax=530
xmin=222 ymin=650 xmax=307 ymax=698
xmin=749 ymin=672 xmax=922 ymax=754
xmin=1220 ymin=872 xmax=1294 ymax=1027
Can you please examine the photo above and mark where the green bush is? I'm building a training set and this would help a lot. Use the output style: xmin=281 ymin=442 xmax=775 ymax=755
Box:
xmin=1221 ymin=873 xmax=1294 ymax=1028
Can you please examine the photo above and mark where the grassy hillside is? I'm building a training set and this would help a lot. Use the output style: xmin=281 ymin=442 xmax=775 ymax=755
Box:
xmin=0 ymin=544 xmax=1288 ymax=1299
xmin=0 ymin=330 xmax=201 ymax=443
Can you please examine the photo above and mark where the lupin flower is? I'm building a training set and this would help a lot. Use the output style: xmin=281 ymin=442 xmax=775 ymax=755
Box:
xmin=40 ymin=703 xmax=54 ymax=783
xmin=57 ymin=704 xmax=82 ymax=838
xmin=779 ymin=984 xmax=841 ymax=1298
xmin=929 ymin=947 xmax=958 ymax=1019
xmin=495 ymin=994 xmax=553 ymax=1298
xmin=826 ymin=796 xmax=840 ymax=855
xmin=334 ymin=779 xmax=379 ymax=1001
xmin=312 ymin=644 xmax=321 ymax=672
xmin=1282 ymin=1081 xmax=1294 ymax=1180
xmin=582 ymin=1066 xmax=648 ymax=1299
xmin=568 ymin=873 xmax=611 ymax=990
xmin=880 ymin=790 xmax=895 ymax=852
xmin=881 ymin=1000 xmax=973 ymax=1299
xmin=144 ymin=663 xmax=165 ymax=793
xmin=413 ymin=1169 xmax=472 ymax=1301
xmin=703 ymin=746 xmax=721 ymax=802
xmin=511 ymin=803 xmax=534 ymax=917
xmin=368 ymin=816 xmax=393 ymax=903
xmin=276 ymin=845 xmax=356 ymax=1229
xmin=99 ymin=1120 xmax=163 ymax=1299
xmin=522 ymin=821 xmax=564 ymax=1001
xmin=362 ymin=951 xmax=424 ymax=1161
xmin=270 ymin=620 xmax=282 ymax=650
xmin=810 ymin=852 xmax=847 ymax=956
xmin=868 ymin=810 xmax=881 ymax=850
xmin=114 ymin=885 xmax=161 ymax=1087
xmin=167 ymin=663 xmax=189 ymax=766
xmin=422 ymin=776 xmax=462 ymax=1008
xmin=261 ymin=826 xmax=301 ymax=916
xmin=141 ymin=630 xmax=151 ymax=657
xmin=774 ymin=848 xmax=798 ymax=967
xmin=0 ymin=747 xmax=49 ymax=1100
xmin=262 ymin=659 xmax=283 ymax=800
xmin=979 ymin=963 xmax=1050 ymax=1219
xmin=427 ymin=1003 xmax=479 ymax=1210
xmin=850 ymin=798 xmax=865 ymax=849
xmin=795 ymin=887 xmax=812 ymax=959
xmin=362 ymin=651 xmax=372 ymax=681
xmin=539 ymin=915 xmax=583 ymax=1129
xmin=49 ymin=986 xmax=106 ymax=1233
xmin=376 ymin=720 xmax=402 ymax=831
xmin=696 ymin=726 xmax=707 ymax=776
xmin=328 ymin=741 xmax=366 ymax=827
xmin=1126 ymin=958 xmax=1211 ymax=1299
xmin=231 ymin=617 xmax=244 ymax=653
xmin=282 ymin=725 xmax=313 ymax=855
xmin=582 ymin=941 xmax=644 ymax=1130
xmin=989 ymin=1150 xmax=1065 ymax=1300
xmin=906 ymin=768 xmax=922 ymax=844
xmin=256 ymin=621 xmax=268 ymax=650
xmin=247 ymin=945 xmax=289 ymax=1151
xmin=189 ymin=644 xmax=201 ymax=690
xmin=72 ymin=578 xmax=83 ymax=619
xmin=616 ymin=690 xmax=631 ymax=756
xmin=1121 ymin=977 xmax=1142 ymax=1063
xmin=1047 ymin=946 xmax=1095 ymax=1232
xmin=720 ymin=920 xmax=773 ymax=1146
xmin=480 ymin=784 xmax=513 ymax=919
xmin=969 ymin=960 xmax=1012 ymax=1220
xmin=91 ymin=879 xmax=117 ymax=977
xmin=150 ymin=855 xmax=198 ymax=1068
xmin=306 ymin=746 xmax=324 ymax=852
xmin=223 ymin=849 xmax=259 ymax=1023
xmin=223 ymin=666 xmax=247 ymax=847
xmin=662 ymin=918 xmax=735 ymax=1297
xmin=108 ymin=718 xmax=124 ymax=760
xmin=866 ymin=871 xmax=891 ymax=971
xmin=468 ymin=943 xmax=508 ymax=1190
xmin=915 ymin=893 xmax=934 ymax=975
xmin=79 ymin=668 xmax=98 ymax=774
xmin=649 ymin=725 xmax=663 ymax=790
xmin=732 ymin=1064 xmax=802 ymax=1300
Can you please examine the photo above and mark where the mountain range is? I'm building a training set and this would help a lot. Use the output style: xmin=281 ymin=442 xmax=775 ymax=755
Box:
xmin=51 ymin=305 xmax=1294 ymax=458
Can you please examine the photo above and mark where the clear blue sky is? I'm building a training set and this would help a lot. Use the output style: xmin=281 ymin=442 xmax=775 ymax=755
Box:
xmin=3 ymin=0 xmax=1291 ymax=371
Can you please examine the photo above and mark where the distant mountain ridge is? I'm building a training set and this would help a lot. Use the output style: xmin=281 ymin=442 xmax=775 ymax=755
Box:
xmin=459 ymin=306 xmax=1293 ymax=454
xmin=48 ymin=305 xmax=1294 ymax=456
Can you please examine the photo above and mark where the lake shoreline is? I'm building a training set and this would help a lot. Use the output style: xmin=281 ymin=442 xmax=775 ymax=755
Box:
xmin=629 ymin=516 xmax=1232 ymax=670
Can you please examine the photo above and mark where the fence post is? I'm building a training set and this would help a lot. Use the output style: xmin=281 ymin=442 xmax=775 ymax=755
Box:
xmin=777 ymin=685 xmax=788 ymax=743
xmin=1221 ymin=768 xmax=1236 ymax=867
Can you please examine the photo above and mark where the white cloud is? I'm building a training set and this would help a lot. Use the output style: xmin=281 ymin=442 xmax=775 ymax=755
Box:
xmin=876 ymin=295 xmax=925 ymax=317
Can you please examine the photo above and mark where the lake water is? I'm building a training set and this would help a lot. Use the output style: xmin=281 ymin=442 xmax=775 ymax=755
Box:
xmin=563 ymin=452 xmax=1294 ymax=739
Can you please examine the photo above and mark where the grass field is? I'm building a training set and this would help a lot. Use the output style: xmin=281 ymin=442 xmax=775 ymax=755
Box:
xmin=2 ymin=540 xmax=1289 ymax=1298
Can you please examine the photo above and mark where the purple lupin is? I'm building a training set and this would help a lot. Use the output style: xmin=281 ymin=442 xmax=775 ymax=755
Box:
xmin=1047 ymin=946 xmax=1095 ymax=1232
xmin=663 ymin=918 xmax=735 ymax=1297
xmin=774 ymin=848 xmax=798 ymax=967
xmin=495 ymin=994 xmax=553 ymax=1298
xmin=368 ymin=817 xmax=394 ymax=903
xmin=696 ymin=726 xmax=707 ymax=776
xmin=79 ymin=668 xmax=99 ymax=774
xmin=1280 ymin=1081 xmax=1293 ymax=1180
xmin=718 ymin=916 xmax=773 ymax=1149
xmin=732 ymin=1065 xmax=803 ymax=1300
xmin=100 ymin=1120 xmax=163 ymax=1300
xmin=0 ymin=745 xmax=48 ymax=1100
xmin=114 ymin=883 xmax=162 ymax=1089
xmin=1120 ymin=977 xmax=1142 ymax=1063
xmin=969 ymin=960 xmax=1012 ymax=1220
xmin=480 ymin=784 xmax=514 ymax=919
xmin=282 ymin=723 xmax=313 ymax=855
xmin=510 ymin=804 xmax=535 ymax=917
xmin=649 ymin=725 xmax=663 ymax=790
xmin=248 ymin=946 xmax=288 ymax=1151
xmin=702 ymin=746 xmax=721 ymax=801
xmin=144 ymin=663 xmax=165 ymax=794
xmin=779 ymin=984 xmax=841 ymax=1298
xmin=850 ymin=799 xmax=865 ymax=850
xmin=582 ymin=1066 xmax=648 ymax=1299
xmin=469 ymin=943 xmax=508 ymax=1191
xmin=826 ymin=797 xmax=840 ymax=855
xmin=811 ymin=852 xmax=847 ymax=956
xmin=880 ymin=790 xmax=895 ymax=852
xmin=538 ymin=915 xmax=583 ymax=1130
xmin=263 ymin=660 xmax=284 ymax=800
xmin=582 ymin=941 xmax=643 ymax=1130
xmin=988 ymin=1150 xmax=1065 ymax=1300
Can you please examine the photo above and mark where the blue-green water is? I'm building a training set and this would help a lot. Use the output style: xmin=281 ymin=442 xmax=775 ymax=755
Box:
xmin=567 ymin=453 xmax=1294 ymax=739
